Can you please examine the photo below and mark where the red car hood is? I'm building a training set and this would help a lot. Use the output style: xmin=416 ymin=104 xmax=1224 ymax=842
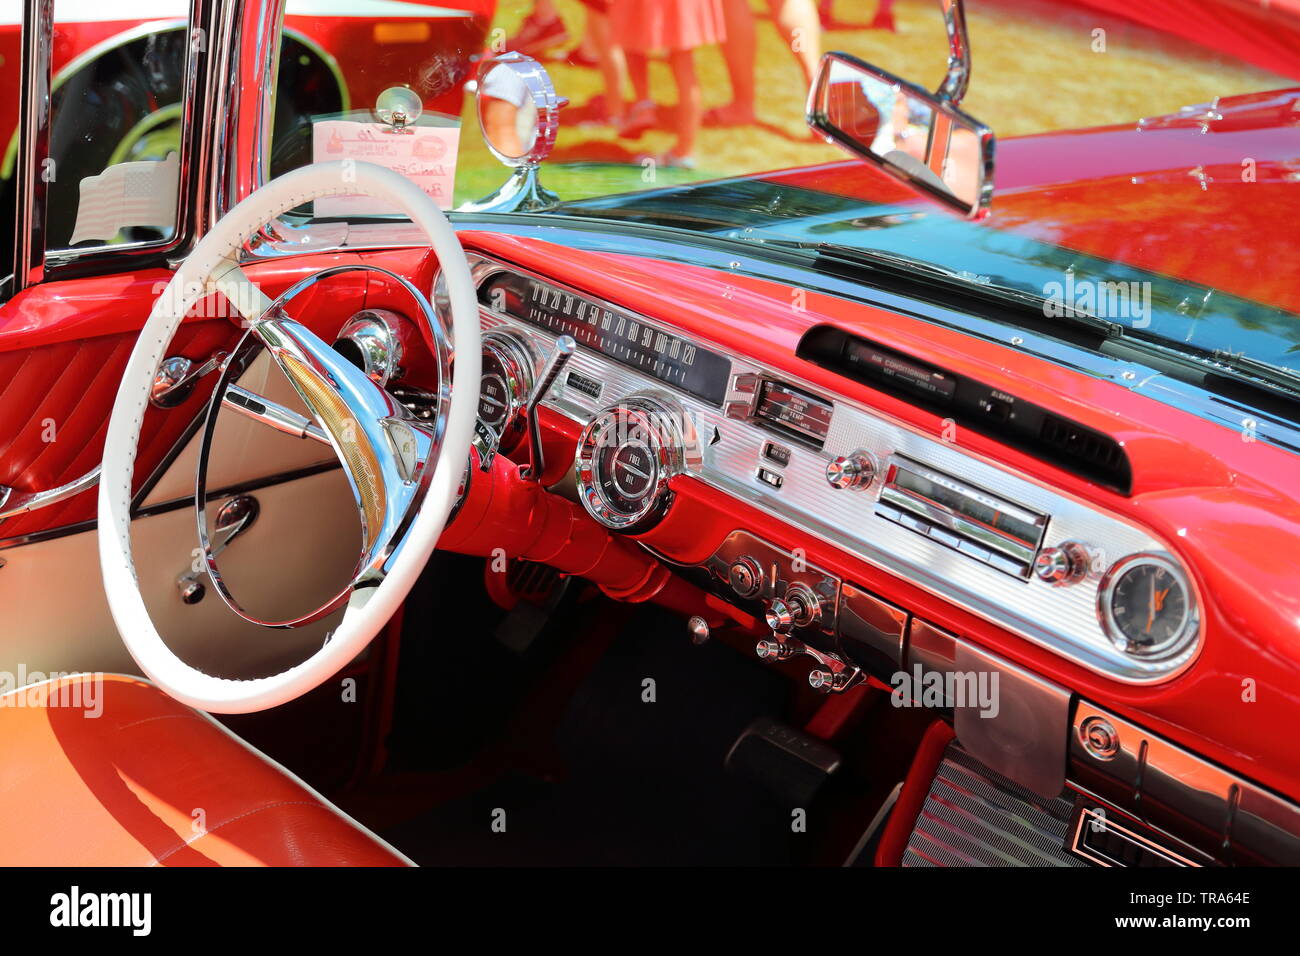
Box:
xmin=769 ymin=88 xmax=1300 ymax=317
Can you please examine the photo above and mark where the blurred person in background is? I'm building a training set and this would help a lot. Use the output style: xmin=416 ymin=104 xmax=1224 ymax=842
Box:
xmin=608 ymin=0 xmax=727 ymax=168
xmin=819 ymin=0 xmax=896 ymax=32
xmin=707 ymin=0 xmax=821 ymax=127
xmin=505 ymin=0 xmax=570 ymax=55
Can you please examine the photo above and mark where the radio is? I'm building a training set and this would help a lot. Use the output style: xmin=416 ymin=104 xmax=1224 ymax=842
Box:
xmin=875 ymin=456 xmax=1049 ymax=579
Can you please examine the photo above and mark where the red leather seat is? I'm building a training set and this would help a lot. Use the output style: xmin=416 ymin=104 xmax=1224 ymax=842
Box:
xmin=0 ymin=674 xmax=411 ymax=866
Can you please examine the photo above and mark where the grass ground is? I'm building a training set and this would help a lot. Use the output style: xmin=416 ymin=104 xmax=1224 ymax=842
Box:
xmin=452 ymin=0 xmax=1293 ymax=206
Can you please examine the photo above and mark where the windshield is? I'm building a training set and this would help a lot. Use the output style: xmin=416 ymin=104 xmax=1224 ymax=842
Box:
xmin=443 ymin=0 xmax=1300 ymax=393
xmin=254 ymin=0 xmax=1300 ymax=391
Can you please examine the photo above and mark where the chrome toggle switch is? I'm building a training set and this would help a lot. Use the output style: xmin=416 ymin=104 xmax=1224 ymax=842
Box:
xmin=756 ymin=638 xmax=802 ymax=661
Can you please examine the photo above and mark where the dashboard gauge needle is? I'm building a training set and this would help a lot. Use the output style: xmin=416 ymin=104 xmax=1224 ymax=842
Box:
xmin=1146 ymin=575 xmax=1156 ymax=634
xmin=617 ymin=460 xmax=650 ymax=480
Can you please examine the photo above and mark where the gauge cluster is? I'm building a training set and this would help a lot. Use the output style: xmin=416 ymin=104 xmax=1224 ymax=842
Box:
xmin=574 ymin=394 xmax=702 ymax=531
xmin=436 ymin=255 xmax=1203 ymax=685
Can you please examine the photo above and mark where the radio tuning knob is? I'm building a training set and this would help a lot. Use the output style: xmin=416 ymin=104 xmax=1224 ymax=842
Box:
xmin=1034 ymin=542 xmax=1090 ymax=586
xmin=826 ymin=452 xmax=877 ymax=490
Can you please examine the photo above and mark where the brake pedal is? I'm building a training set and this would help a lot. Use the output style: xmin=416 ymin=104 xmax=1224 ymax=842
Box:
xmin=725 ymin=716 xmax=842 ymax=807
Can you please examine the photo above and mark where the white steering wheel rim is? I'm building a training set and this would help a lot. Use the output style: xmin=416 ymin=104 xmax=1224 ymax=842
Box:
xmin=98 ymin=161 xmax=481 ymax=713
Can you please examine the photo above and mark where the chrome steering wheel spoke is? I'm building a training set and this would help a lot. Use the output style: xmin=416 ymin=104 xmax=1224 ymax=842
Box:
xmin=196 ymin=262 xmax=452 ymax=629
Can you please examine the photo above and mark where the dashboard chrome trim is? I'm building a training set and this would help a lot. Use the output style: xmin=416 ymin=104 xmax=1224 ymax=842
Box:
xmin=441 ymin=253 xmax=1204 ymax=684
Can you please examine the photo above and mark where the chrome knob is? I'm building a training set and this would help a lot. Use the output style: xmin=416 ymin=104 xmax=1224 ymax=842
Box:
xmin=764 ymin=598 xmax=798 ymax=634
xmin=825 ymin=452 xmax=876 ymax=490
xmin=756 ymin=638 xmax=801 ymax=661
xmin=784 ymin=583 xmax=821 ymax=627
xmin=687 ymin=616 xmax=711 ymax=645
xmin=727 ymin=556 xmax=763 ymax=598
xmin=809 ymin=669 xmax=852 ymax=693
xmin=177 ymin=576 xmax=205 ymax=605
xmin=1034 ymin=542 xmax=1089 ymax=586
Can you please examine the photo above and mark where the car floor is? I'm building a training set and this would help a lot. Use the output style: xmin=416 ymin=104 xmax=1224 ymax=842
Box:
xmin=228 ymin=553 xmax=932 ymax=866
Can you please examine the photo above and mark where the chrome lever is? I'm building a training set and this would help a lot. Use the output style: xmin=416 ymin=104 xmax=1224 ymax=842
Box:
xmin=222 ymin=385 xmax=331 ymax=444
xmin=176 ymin=495 xmax=260 ymax=604
xmin=151 ymin=351 xmax=228 ymax=408
xmin=522 ymin=335 xmax=575 ymax=481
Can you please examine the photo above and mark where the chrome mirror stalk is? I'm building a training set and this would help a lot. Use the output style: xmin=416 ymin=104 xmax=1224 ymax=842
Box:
xmin=938 ymin=0 xmax=972 ymax=106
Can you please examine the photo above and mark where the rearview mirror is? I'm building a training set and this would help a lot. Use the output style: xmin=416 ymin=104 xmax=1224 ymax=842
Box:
xmin=807 ymin=0 xmax=995 ymax=222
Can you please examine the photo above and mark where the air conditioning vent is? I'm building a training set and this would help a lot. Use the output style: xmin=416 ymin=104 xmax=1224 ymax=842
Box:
xmin=1039 ymin=414 xmax=1127 ymax=478
xmin=797 ymin=327 xmax=1133 ymax=493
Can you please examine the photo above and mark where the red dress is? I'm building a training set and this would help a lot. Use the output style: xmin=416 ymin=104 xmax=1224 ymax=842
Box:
xmin=609 ymin=0 xmax=727 ymax=54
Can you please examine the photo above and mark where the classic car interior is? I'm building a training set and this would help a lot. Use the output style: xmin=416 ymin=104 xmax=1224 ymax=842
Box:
xmin=1 ymin=0 xmax=1299 ymax=879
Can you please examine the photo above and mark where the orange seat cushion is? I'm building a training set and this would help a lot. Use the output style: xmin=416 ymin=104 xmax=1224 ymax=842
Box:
xmin=0 ymin=674 xmax=411 ymax=866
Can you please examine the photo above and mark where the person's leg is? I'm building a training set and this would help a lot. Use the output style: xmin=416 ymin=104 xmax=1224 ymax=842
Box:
xmin=770 ymin=0 xmax=821 ymax=88
xmin=617 ymin=51 xmax=656 ymax=137
xmin=869 ymin=0 xmax=897 ymax=32
xmin=508 ymin=0 xmax=569 ymax=54
xmin=706 ymin=0 xmax=758 ymax=125
xmin=627 ymin=51 xmax=650 ymax=104
xmin=589 ymin=10 xmax=627 ymax=122
xmin=667 ymin=48 xmax=701 ymax=160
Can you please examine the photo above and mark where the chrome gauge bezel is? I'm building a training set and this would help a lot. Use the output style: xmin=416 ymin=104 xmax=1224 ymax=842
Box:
xmin=480 ymin=330 xmax=536 ymax=449
xmin=334 ymin=309 xmax=405 ymax=386
xmin=575 ymin=394 xmax=701 ymax=532
xmin=1098 ymin=552 xmax=1200 ymax=661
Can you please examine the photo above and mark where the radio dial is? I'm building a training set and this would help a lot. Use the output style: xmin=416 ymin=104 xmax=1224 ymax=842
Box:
xmin=826 ymin=452 xmax=877 ymax=490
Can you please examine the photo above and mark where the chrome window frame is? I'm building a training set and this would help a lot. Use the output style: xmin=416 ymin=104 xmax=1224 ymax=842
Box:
xmin=7 ymin=0 xmax=216 ymax=296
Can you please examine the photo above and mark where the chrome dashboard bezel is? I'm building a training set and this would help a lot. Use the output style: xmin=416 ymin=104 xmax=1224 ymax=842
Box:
xmin=575 ymin=393 xmax=701 ymax=532
xmin=479 ymin=329 xmax=537 ymax=448
xmin=437 ymin=253 xmax=1205 ymax=685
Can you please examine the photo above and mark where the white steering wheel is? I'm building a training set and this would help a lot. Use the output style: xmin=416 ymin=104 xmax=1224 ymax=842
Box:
xmin=98 ymin=161 xmax=481 ymax=713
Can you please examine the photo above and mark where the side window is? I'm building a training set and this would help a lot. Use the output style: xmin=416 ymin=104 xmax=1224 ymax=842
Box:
xmin=0 ymin=9 xmax=20 ymax=294
xmin=42 ymin=5 xmax=191 ymax=251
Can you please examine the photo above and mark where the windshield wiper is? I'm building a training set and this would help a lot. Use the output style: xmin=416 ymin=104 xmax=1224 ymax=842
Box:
xmin=762 ymin=239 xmax=1120 ymax=333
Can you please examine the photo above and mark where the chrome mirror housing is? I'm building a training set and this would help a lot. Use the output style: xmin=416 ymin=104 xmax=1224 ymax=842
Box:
xmin=807 ymin=0 xmax=995 ymax=219
xmin=459 ymin=52 xmax=568 ymax=214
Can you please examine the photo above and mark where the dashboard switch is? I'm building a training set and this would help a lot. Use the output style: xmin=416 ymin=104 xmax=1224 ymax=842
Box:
xmin=826 ymin=451 xmax=877 ymax=490
xmin=756 ymin=638 xmax=802 ymax=661
xmin=765 ymin=598 xmax=798 ymax=634
xmin=808 ymin=670 xmax=853 ymax=694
